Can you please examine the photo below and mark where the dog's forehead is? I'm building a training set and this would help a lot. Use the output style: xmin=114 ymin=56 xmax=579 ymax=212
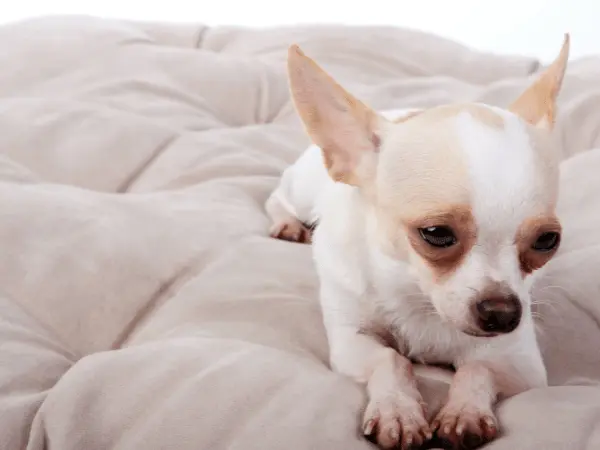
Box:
xmin=453 ymin=104 xmax=558 ymax=232
xmin=376 ymin=103 xmax=557 ymax=223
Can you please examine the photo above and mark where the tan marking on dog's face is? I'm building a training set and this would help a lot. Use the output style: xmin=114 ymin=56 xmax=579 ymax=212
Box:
xmin=403 ymin=205 xmax=477 ymax=281
xmin=375 ymin=106 xmax=473 ymax=206
xmin=372 ymin=104 xmax=493 ymax=261
xmin=515 ymin=215 xmax=562 ymax=275
xmin=423 ymin=103 xmax=505 ymax=130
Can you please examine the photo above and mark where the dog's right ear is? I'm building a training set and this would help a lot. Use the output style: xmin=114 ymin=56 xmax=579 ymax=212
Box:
xmin=287 ymin=45 xmax=383 ymax=186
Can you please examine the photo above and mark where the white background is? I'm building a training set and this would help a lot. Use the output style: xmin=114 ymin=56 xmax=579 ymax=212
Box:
xmin=1 ymin=0 xmax=597 ymax=62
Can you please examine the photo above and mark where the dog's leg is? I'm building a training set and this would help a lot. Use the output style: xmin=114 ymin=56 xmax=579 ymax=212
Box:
xmin=328 ymin=326 xmax=431 ymax=449
xmin=432 ymin=348 xmax=547 ymax=449
xmin=265 ymin=190 xmax=312 ymax=243
xmin=266 ymin=144 xmax=327 ymax=244
xmin=431 ymin=362 xmax=498 ymax=449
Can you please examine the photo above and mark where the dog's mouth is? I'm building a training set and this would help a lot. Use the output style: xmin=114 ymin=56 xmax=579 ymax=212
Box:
xmin=461 ymin=328 xmax=499 ymax=338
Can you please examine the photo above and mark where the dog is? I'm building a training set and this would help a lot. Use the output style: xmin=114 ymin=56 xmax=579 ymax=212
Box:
xmin=266 ymin=35 xmax=570 ymax=449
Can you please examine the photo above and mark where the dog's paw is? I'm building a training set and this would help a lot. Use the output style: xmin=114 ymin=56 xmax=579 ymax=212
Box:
xmin=432 ymin=402 xmax=498 ymax=449
xmin=363 ymin=394 xmax=432 ymax=449
xmin=269 ymin=218 xmax=312 ymax=244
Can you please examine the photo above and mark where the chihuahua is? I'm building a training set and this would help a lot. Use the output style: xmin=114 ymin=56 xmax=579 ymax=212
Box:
xmin=266 ymin=35 xmax=569 ymax=449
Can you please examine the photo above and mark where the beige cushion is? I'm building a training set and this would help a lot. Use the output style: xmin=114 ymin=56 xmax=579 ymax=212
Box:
xmin=1 ymin=15 xmax=600 ymax=450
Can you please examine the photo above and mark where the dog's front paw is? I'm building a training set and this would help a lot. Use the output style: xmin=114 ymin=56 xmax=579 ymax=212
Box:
xmin=432 ymin=401 xmax=498 ymax=449
xmin=363 ymin=394 xmax=431 ymax=449
xmin=269 ymin=218 xmax=312 ymax=243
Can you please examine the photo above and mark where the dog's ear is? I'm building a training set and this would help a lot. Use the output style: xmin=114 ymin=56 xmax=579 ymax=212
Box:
xmin=509 ymin=34 xmax=570 ymax=130
xmin=287 ymin=45 xmax=383 ymax=186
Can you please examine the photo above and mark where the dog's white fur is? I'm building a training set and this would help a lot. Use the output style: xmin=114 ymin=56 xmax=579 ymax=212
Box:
xmin=267 ymin=36 xmax=570 ymax=449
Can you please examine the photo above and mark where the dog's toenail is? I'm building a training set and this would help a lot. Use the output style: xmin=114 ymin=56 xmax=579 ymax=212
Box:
xmin=363 ymin=419 xmax=376 ymax=435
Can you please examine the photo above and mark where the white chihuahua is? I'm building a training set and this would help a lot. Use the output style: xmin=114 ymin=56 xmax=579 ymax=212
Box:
xmin=267 ymin=35 xmax=569 ymax=449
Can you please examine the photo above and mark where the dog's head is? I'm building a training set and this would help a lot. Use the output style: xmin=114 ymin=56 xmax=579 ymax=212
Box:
xmin=288 ymin=35 xmax=570 ymax=337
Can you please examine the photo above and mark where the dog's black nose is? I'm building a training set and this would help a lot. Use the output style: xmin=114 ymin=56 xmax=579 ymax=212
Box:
xmin=474 ymin=295 xmax=522 ymax=334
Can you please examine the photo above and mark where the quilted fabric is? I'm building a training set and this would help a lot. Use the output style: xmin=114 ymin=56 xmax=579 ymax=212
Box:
xmin=1 ymin=15 xmax=600 ymax=450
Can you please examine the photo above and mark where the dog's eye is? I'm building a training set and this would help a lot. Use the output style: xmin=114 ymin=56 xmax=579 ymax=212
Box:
xmin=418 ymin=226 xmax=457 ymax=248
xmin=532 ymin=231 xmax=560 ymax=252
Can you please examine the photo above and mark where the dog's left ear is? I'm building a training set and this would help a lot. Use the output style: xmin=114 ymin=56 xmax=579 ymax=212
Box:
xmin=509 ymin=33 xmax=570 ymax=130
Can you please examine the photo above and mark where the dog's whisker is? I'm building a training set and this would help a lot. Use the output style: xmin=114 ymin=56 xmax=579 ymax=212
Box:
xmin=535 ymin=284 xmax=570 ymax=295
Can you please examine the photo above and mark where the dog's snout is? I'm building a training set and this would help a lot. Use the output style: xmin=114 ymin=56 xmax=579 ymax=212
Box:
xmin=473 ymin=295 xmax=522 ymax=334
